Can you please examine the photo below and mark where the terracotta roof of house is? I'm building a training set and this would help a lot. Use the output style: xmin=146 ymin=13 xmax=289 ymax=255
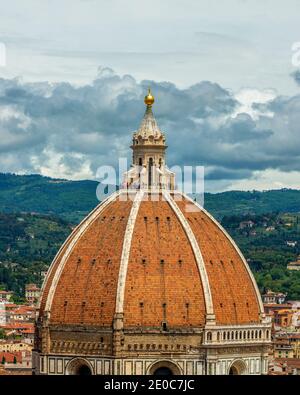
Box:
xmin=10 ymin=306 xmax=35 ymax=315
xmin=275 ymin=358 xmax=300 ymax=369
xmin=4 ymin=304 xmax=17 ymax=309
xmin=25 ymin=284 xmax=40 ymax=291
xmin=0 ymin=322 xmax=34 ymax=330
xmin=264 ymin=304 xmax=293 ymax=309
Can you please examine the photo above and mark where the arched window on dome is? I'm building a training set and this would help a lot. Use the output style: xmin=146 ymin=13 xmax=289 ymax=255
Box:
xmin=217 ymin=332 xmax=220 ymax=342
xmin=259 ymin=330 xmax=262 ymax=339
xmin=255 ymin=330 xmax=258 ymax=339
xmin=239 ymin=331 xmax=242 ymax=340
xmin=247 ymin=331 xmax=250 ymax=340
xmin=227 ymin=331 xmax=230 ymax=341
xmin=206 ymin=332 xmax=212 ymax=342
xmin=251 ymin=330 xmax=254 ymax=340
xmin=231 ymin=331 xmax=234 ymax=340
xmin=235 ymin=331 xmax=238 ymax=340
xmin=266 ymin=330 xmax=270 ymax=340
xmin=148 ymin=157 xmax=153 ymax=187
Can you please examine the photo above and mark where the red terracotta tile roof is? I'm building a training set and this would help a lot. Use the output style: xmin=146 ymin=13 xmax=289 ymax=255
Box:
xmin=38 ymin=192 xmax=262 ymax=328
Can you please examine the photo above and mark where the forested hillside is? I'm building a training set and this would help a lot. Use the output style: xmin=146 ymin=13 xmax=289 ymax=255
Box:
xmin=221 ymin=212 xmax=300 ymax=299
xmin=0 ymin=213 xmax=71 ymax=296
xmin=1 ymin=173 xmax=300 ymax=221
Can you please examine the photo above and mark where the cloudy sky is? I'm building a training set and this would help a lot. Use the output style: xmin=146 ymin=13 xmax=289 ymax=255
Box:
xmin=0 ymin=0 xmax=300 ymax=192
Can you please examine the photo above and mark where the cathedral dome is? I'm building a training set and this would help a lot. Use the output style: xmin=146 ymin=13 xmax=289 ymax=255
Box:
xmin=35 ymin=90 xmax=271 ymax=376
xmin=39 ymin=190 xmax=263 ymax=328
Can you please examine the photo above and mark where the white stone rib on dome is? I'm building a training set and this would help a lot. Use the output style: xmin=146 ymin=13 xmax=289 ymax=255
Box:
xmin=44 ymin=190 xmax=122 ymax=315
xmin=163 ymin=191 xmax=215 ymax=322
xmin=115 ymin=190 xmax=144 ymax=314
xmin=182 ymin=192 xmax=265 ymax=317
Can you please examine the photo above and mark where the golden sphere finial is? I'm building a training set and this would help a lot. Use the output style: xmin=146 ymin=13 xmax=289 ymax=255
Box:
xmin=144 ymin=88 xmax=154 ymax=106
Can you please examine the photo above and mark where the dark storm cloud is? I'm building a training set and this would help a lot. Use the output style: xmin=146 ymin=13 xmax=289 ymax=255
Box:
xmin=292 ymin=70 xmax=300 ymax=86
xmin=0 ymin=67 xmax=299 ymax=184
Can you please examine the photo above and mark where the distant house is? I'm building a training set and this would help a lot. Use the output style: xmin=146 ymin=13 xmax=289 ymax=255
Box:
xmin=0 ymin=351 xmax=22 ymax=364
xmin=40 ymin=270 xmax=48 ymax=280
xmin=262 ymin=289 xmax=287 ymax=304
xmin=266 ymin=226 xmax=275 ymax=232
xmin=269 ymin=359 xmax=300 ymax=375
xmin=0 ymin=342 xmax=32 ymax=353
xmin=274 ymin=310 xmax=294 ymax=328
xmin=273 ymin=337 xmax=294 ymax=359
xmin=25 ymin=284 xmax=41 ymax=305
xmin=0 ymin=322 xmax=35 ymax=344
xmin=286 ymin=241 xmax=298 ymax=247
xmin=287 ymin=257 xmax=300 ymax=271
xmin=0 ymin=291 xmax=13 ymax=304
xmin=239 ymin=220 xmax=255 ymax=229
xmin=0 ymin=303 xmax=6 ymax=325
xmin=8 ymin=306 xmax=36 ymax=323
xmin=0 ymin=350 xmax=32 ymax=372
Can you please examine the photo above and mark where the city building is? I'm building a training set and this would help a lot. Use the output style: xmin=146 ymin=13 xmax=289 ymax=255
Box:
xmin=0 ymin=350 xmax=32 ymax=374
xmin=1 ymin=322 xmax=35 ymax=342
xmin=25 ymin=284 xmax=41 ymax=305
xmin=270 ymin=358 xmax=300 ymax=375
xmin=0 ymin=291 xmax=13 ymax=303
xmin=288 ymin=334 xmax=300 ymax=358
xmin=8 ymin=306 xmax=36 ymax=323
xmin=262 ymin=290 xmax=287 ymax=305
xmin=0 ymin=351 xmax=22 ymax=364
xmin=0 ymin=341 xmax=32 ymax=353
xmin=0 ymin=303 xmax=6 ymax=325
xmin=287 ymin=257 xmax=300 ymax=271
xmin=33 ymin=90 xmax=272 ymax=375
xmin=273 ymin=337 xmax=294 ymax=359
xmin=239 ymin=220 xmax=255 ymax=229
xmin=264 ymin=303 xmax=300 ymax=332
xmin=286 ymin=241 xmax=297 ymax=247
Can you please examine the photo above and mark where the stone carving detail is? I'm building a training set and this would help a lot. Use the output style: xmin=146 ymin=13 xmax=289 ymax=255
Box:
xmin=50 ymin=341 xmax=110 ymax=355
xmin=213 ymin=345 xmax=267 ymax=355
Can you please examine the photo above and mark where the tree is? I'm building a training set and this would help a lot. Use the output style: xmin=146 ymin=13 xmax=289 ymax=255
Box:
xmin=13 ymin=356 xmax=17 ymax=364
xmin=0 ymin=328 xmax=6 ymax=339
xmin=1 ymin=356 xmax=5 ymax=364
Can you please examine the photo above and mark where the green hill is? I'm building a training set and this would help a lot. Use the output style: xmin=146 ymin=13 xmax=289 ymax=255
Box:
xmin=0 ymin=173 xmax=99 ymax=223
xmin=205 ymin=189 xmax=300 ymax=220
xmin=221 ymin=212 xmax=300 ymax=300
xmin=1 ymin=173 xmax=300 ymax=222
xmin=0 ymin=212 xmax=71 ymax=296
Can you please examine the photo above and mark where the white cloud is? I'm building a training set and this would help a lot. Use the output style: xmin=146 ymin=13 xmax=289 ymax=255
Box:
xmin=225 ymin=169 xmax=300 ymax=192
xmin=233 ymin=88 xmax=277 ymax=120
